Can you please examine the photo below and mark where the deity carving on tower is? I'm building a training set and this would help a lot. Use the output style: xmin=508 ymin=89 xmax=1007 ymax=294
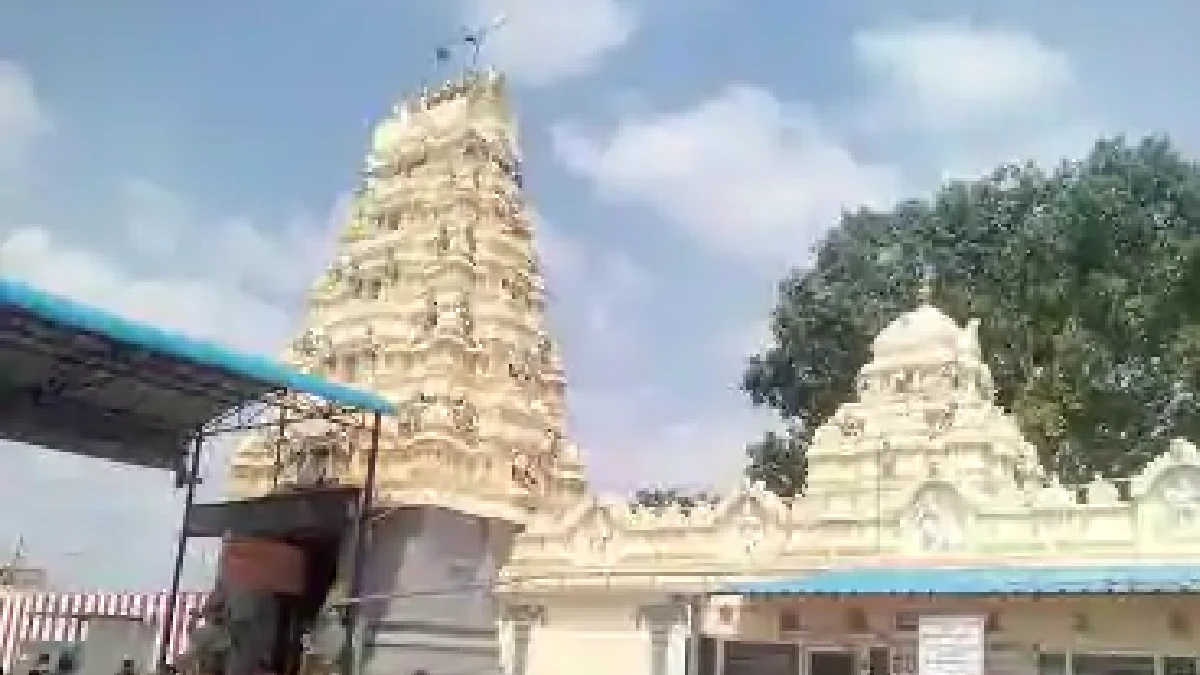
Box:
xmin=908 ymin=488 xmax=964 ymax=552
xmin=1159 ymin=469 xmax=1200 ymax=529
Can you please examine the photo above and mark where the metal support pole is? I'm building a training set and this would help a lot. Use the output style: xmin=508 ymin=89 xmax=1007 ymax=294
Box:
xmin=159 ymin=433 xmax=204 ymax=673
xmin=272 ymin=405 xmax=287 ymax=490
xmin=343 ymin=411 xmax=384 ymax=675
xmin=687 ymin=594 xmax=703 ymax=675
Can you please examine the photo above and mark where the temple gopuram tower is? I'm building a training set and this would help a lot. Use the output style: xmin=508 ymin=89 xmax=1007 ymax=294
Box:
xmin=227 ymin=67 xmax=585 ymax=675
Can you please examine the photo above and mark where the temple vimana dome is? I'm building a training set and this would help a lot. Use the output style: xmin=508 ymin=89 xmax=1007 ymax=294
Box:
xmin=223 ymin=68 xmax=1200 ymax=675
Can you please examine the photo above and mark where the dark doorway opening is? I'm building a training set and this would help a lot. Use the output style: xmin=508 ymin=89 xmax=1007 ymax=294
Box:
xmin=810 ymin=651 xmax=856 ymax=675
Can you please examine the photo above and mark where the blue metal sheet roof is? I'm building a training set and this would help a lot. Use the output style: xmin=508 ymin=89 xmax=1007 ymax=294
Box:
xmin=0 ymin=277 xmax=394 ymax=469
xmin=721 ymin=565 xmax=1200 ymax=596
xmin=0 ymin=277 xmax=393 ymax=414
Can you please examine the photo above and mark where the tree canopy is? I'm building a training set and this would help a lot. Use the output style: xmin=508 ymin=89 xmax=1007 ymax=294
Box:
xmin=631 ymin=487 xmax=719 ymax=511
xmin=742 ymin=136 xmax=1200 ymax=496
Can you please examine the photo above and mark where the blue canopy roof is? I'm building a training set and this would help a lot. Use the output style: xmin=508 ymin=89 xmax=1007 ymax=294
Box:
xmin=721 ymin=564 xmax=1200 ymax=597
xmin=0 ymin=277 xmax=394 ymax=469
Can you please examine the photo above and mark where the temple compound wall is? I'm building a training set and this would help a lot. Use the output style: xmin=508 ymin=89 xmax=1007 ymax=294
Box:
xmin=497 ymin=302 xmax=1200 ymax=675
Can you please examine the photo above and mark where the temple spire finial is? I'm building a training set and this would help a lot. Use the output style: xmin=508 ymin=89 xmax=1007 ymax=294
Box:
xmin=431 ymin=14 xmax=509 ymax=78
xmin=918 ymin=263 xmax=937 ymax=305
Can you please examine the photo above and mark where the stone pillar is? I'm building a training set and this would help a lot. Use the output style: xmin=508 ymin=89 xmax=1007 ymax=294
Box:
xmin=503 ymin=605 xmax=546 ymax=675
xmin=639 ymin=604 xmax=689 ymax=675
xmin=358 ymin=506 xmax=519 ymax=675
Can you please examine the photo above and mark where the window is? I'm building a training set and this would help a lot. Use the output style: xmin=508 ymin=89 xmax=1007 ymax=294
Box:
xmin=1073 ymin=655 xmax=1154 ymax=675
xmin=779 ymin=610 xmax=801 ymax=633
xmin=1164 ymin=658 xmax=1199 ymax=675
xmin=1037 ymin=653 xmax=1067 ymax=675
xmin=846 ymin=607 xmax=869 ymax=633
xmin=894 ymin=612 xmax=919 ymax=632
xmin=1169 ymin=610 xmax=1191 ymax=637
xmin=869 ymin=648 xmax=890 ymax=675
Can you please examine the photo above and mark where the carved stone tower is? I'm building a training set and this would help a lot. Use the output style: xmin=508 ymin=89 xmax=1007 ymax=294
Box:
xmin=226 ymin=68 xmax=585 ymax=675
xmin=803 ymin=298 xmax=1047 ymax=552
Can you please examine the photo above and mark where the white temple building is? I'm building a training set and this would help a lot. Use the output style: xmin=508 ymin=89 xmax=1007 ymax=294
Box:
xmin=498 ymin=298 xmax=1200 ymax=675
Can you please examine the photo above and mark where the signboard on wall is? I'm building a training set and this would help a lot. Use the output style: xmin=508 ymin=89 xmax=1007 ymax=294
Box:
xmin=918 ymin=615 xmax=985 ymax=675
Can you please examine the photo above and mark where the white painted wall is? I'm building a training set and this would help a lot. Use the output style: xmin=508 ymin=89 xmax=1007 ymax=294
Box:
xmin=502 ymin=596 xmax=690 ymax=675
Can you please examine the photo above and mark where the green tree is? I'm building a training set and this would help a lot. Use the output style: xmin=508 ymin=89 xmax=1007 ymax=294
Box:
xmin=742 ymin=136 xmax=1200 ymax=496
xmin=632 ymin=487 xmax=719 ymax=511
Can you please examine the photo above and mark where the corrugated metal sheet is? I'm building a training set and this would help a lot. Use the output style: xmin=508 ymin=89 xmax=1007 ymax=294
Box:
xmin=0 ymin=276 xmax=394 ymax=414
xmin=721 ymin=565 xmax=1200 ymax=597
xmin=0 ymin=591 xmax=207 ymax=669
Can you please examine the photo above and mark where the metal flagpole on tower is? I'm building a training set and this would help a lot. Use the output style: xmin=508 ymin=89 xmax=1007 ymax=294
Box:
xmin=463 ymin=15 xmax=508 ymax=70
xmin=428 ymin=14 xmax=508 ymax=78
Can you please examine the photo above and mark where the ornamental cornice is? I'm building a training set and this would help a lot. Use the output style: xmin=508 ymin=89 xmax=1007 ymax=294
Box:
xmin=499 ymin=440 xmax=1200 ymax=589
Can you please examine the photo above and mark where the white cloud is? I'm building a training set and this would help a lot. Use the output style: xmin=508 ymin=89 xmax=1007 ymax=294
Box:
xmin=552 ymin=85 xmax=903 ymax=261
xmin=550 ymin=24 xmax=1097 ymax=263
xmin=0 ymin=177 xmax=342 ymax=356
xmin=462 ymin=0 xmax=638 ymax=87
xmin=116 ymin=178 xmax=345 ymax=302
xmin=0 ymin=226 xmax=297 ymax=354
xmin=933 ymin=117 xmax=1103 ymax=182
xmin=846 ymin=21 xmax=1104 ymax=183
xmin=0 ymin=62 xmax=50 ymax=174
xmin=571 ymin=385 xmax=776 ymax=493
xmin=853 ymin=20 xmax=1077 ymax=129
xmin=536 ymin=212 xmax=653 ymax=359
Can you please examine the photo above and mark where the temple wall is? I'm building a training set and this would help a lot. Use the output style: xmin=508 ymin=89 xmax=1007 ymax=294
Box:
xmin=501 ymin=594 xmax=691 ymax=675
xmin=504 ymin=594 xmax=1200 ymax=675
xmin=360 ymin=507 xmax=516 ymax=675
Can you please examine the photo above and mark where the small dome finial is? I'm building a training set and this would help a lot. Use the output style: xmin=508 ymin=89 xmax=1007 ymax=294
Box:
xmin=918 ymin=263 xmax=937 ymax=305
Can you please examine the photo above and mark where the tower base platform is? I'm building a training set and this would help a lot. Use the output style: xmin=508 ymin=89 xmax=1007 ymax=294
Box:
xmin=358 ymin=506 xmax=517 ymax=675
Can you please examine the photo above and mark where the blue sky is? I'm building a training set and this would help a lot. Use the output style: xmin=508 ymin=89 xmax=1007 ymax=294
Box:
xmin=2 ymin=0 xmax=1199 ymax=589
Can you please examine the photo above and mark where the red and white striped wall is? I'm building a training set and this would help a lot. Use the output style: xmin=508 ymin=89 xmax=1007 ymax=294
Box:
xmin=0 ymin=591 xmax=208 ymax=669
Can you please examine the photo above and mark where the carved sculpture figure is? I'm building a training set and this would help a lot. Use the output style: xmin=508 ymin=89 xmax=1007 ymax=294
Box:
xmin=836 ymin=414 xmax=864 ymax=438
xmin=1160 ymin=470 xmax=1200 ymax=528
xmin=910 ymin=489 xmax=962 ymax=552
xmin=451 ymin=397 xmax=478 ymax=435
xmin=925 ymin=403 xmax=956 ymax=436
